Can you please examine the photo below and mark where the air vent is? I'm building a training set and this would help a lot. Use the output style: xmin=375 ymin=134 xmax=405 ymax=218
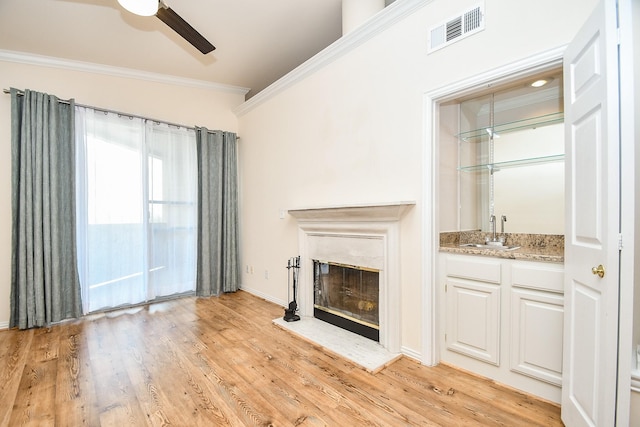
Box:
xmin=447 ymin=16 xmax=462 ymax=41
xmin=428 ymin=4 xmax=484 ymax=53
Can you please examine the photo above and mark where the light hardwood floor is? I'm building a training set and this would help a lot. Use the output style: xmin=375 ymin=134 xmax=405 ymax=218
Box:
xmin=0 ymin=291 xmax=563 ymax=426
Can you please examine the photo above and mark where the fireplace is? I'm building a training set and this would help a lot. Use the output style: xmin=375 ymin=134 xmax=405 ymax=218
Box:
xmin=288 ymin=202 xmax=414 ymax=354
xmin=313 ymin=260 xmax=380 ymax=341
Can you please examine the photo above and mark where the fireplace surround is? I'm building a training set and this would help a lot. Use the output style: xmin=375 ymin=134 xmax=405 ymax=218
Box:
xmin=288 ymin=202 xmax=414 ymax=354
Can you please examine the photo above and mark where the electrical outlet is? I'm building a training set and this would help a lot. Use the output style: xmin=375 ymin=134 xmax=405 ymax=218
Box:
xmin=250 ymin=266 xmax=254 ymax=274
xmin=264 ymin=270 xmax=269 ymax=279
xmin=245 ymin=265 xmax=249 ymax=273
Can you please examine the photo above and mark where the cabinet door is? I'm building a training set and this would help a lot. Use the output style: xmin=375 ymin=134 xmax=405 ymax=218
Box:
xmin=510 ymin=288 xmax=564 ymax=385
xmin=446 ymin=278 xmax=501 ymax=365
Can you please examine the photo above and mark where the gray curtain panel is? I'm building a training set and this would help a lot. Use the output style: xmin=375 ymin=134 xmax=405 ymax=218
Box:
xmin=195 ymin=128 xmax=240 ymax=296
xmin=10 ymin=88 xmax=83 ymax=329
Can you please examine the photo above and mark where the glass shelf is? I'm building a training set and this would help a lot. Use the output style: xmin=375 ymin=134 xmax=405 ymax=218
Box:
xmin=458 ymin=112 xmax=564 ymax=142
xmin=458 ymin=154 xmax=565 ymax=172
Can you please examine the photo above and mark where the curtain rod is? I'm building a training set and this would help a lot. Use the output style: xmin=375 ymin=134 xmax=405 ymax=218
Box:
xmin=3 ymin=88 xmax=239 ymax=138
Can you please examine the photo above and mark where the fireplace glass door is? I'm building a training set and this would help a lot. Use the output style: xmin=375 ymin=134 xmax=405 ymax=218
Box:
xmin=313 ymin=260 xmax=380 ymax=341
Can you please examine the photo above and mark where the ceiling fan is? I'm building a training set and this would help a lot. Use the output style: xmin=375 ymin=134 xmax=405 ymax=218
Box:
xmin=117 ymin=0 xmax=215 ymax=54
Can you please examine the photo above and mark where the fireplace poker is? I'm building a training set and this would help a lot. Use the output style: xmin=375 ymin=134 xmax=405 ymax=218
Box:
xmin=283 ymin=256 xmax=301 ymax=322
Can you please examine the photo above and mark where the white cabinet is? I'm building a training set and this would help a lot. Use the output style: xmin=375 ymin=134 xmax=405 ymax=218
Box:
xmin=445 ymin=256 xmax=501 ymax=365
xmin=510 ymin=287 xmax=564 ymax=385
xmin=442 ymin=254 xmax=564 ymax=403
xmin=510 ymin=263 xmax=564 ymax=386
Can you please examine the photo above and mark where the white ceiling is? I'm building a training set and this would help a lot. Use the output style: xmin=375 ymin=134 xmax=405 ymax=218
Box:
xmin=0 ymin=0 xmax=345 ymax=98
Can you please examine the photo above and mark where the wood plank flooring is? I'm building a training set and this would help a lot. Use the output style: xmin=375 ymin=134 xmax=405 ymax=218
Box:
xmin=0 ymin=291 xmax=563 ymax=426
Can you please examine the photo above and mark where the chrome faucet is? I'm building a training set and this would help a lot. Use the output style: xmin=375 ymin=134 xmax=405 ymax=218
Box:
xmin=489 ymin=215 xmax=496 ymax=242
xmin=501 ymin=215 xmax=507 ymax=234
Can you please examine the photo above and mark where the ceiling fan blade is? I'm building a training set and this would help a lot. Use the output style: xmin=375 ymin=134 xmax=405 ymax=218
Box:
xmin=156 ymin=5 xmax=215 ymax=54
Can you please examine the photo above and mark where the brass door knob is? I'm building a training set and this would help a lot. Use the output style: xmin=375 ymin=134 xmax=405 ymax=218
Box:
xmin=591 ymin=264 xmax=605 ymax=278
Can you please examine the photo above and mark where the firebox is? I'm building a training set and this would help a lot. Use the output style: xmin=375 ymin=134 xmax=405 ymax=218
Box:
xmin=312 ymin=260 xmax=380 ymax=341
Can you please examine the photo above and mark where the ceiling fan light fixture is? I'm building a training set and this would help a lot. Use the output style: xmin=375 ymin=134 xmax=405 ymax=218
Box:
xmin=117 ymin=0 xmax=158 ymax=16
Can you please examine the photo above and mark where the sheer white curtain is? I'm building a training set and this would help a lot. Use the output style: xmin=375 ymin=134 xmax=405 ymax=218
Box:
xmin=75 ymin=107 xmax=197 ymax=313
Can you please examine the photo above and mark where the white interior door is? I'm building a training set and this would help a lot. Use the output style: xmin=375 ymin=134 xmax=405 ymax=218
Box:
xmin=561 ymin=1 xmax=621 ymax=426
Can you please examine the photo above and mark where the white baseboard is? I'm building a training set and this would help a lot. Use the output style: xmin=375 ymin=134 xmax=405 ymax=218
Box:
xmin=401 ymin=346 xmax=422 ymax=362
xmin=0 ymin=321 xmax=9 ymax=330
xmin=632 ymin=369 xmax=640 ymax=393
xmin=239 ymin=285 xmax=287 ymax=308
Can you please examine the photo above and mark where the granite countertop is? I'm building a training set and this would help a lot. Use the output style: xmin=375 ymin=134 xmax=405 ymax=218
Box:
xmin=439 ymin=231 xmax=564 ymax=263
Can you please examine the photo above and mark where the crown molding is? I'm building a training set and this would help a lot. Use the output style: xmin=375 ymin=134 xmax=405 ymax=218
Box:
xmin=234 ymin=0 xmax=432 ymax=117
xmin=0 ymin=49 xmax=250 ymax=96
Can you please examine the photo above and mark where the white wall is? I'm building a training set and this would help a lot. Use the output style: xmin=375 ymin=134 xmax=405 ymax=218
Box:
xmin=438 ymin=101 xmax=460 ymax=232
xmin=493 ymin=123 xmax=564 ymax=234
xmin=632 ymin=388 xmax=640 ymax=427
xmin=236 ymin=0 xmax=597 ymax=356
xmin=0 ymin=58 xmax=245 ymax=327
xmin=0 ymin=0 xmax=603 ymax=384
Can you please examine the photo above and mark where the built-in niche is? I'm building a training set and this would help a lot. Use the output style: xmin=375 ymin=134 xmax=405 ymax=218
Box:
xmin=440 ymin=71 xmax=565 ymax=235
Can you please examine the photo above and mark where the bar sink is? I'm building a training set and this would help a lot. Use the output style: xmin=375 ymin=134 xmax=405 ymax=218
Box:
xmin=459 ymin=243 xmax=521 ymax=251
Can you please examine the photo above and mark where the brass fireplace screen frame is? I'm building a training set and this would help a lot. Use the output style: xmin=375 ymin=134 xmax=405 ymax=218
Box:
xmin=312 ymin=260 xmax=380 ymax=341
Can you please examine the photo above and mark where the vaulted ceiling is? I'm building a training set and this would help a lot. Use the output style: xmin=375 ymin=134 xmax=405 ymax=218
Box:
xmin=0 ymin=0 xmax=345 ymax=98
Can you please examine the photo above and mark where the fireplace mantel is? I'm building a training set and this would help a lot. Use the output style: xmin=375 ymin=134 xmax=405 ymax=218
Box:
xmin=288 ymin=201 xmax=415 ymax=222
xmin=289 ymin=202 xmax=413 ymax=355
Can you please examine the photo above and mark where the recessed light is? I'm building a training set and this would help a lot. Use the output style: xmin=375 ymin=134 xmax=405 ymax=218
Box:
xmin=531 ymin=79 xmax=549 ymax=88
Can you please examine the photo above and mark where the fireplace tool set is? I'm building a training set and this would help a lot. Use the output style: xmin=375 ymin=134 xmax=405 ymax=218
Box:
xmin=283 ymin=256 xmax=301 ymax=322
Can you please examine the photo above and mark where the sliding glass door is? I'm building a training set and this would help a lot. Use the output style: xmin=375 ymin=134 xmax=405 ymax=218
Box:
xmin=146 ymin=120 xmax=197 ymax=299
xmin=75 ymin=108 xmax=197 ymax=313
